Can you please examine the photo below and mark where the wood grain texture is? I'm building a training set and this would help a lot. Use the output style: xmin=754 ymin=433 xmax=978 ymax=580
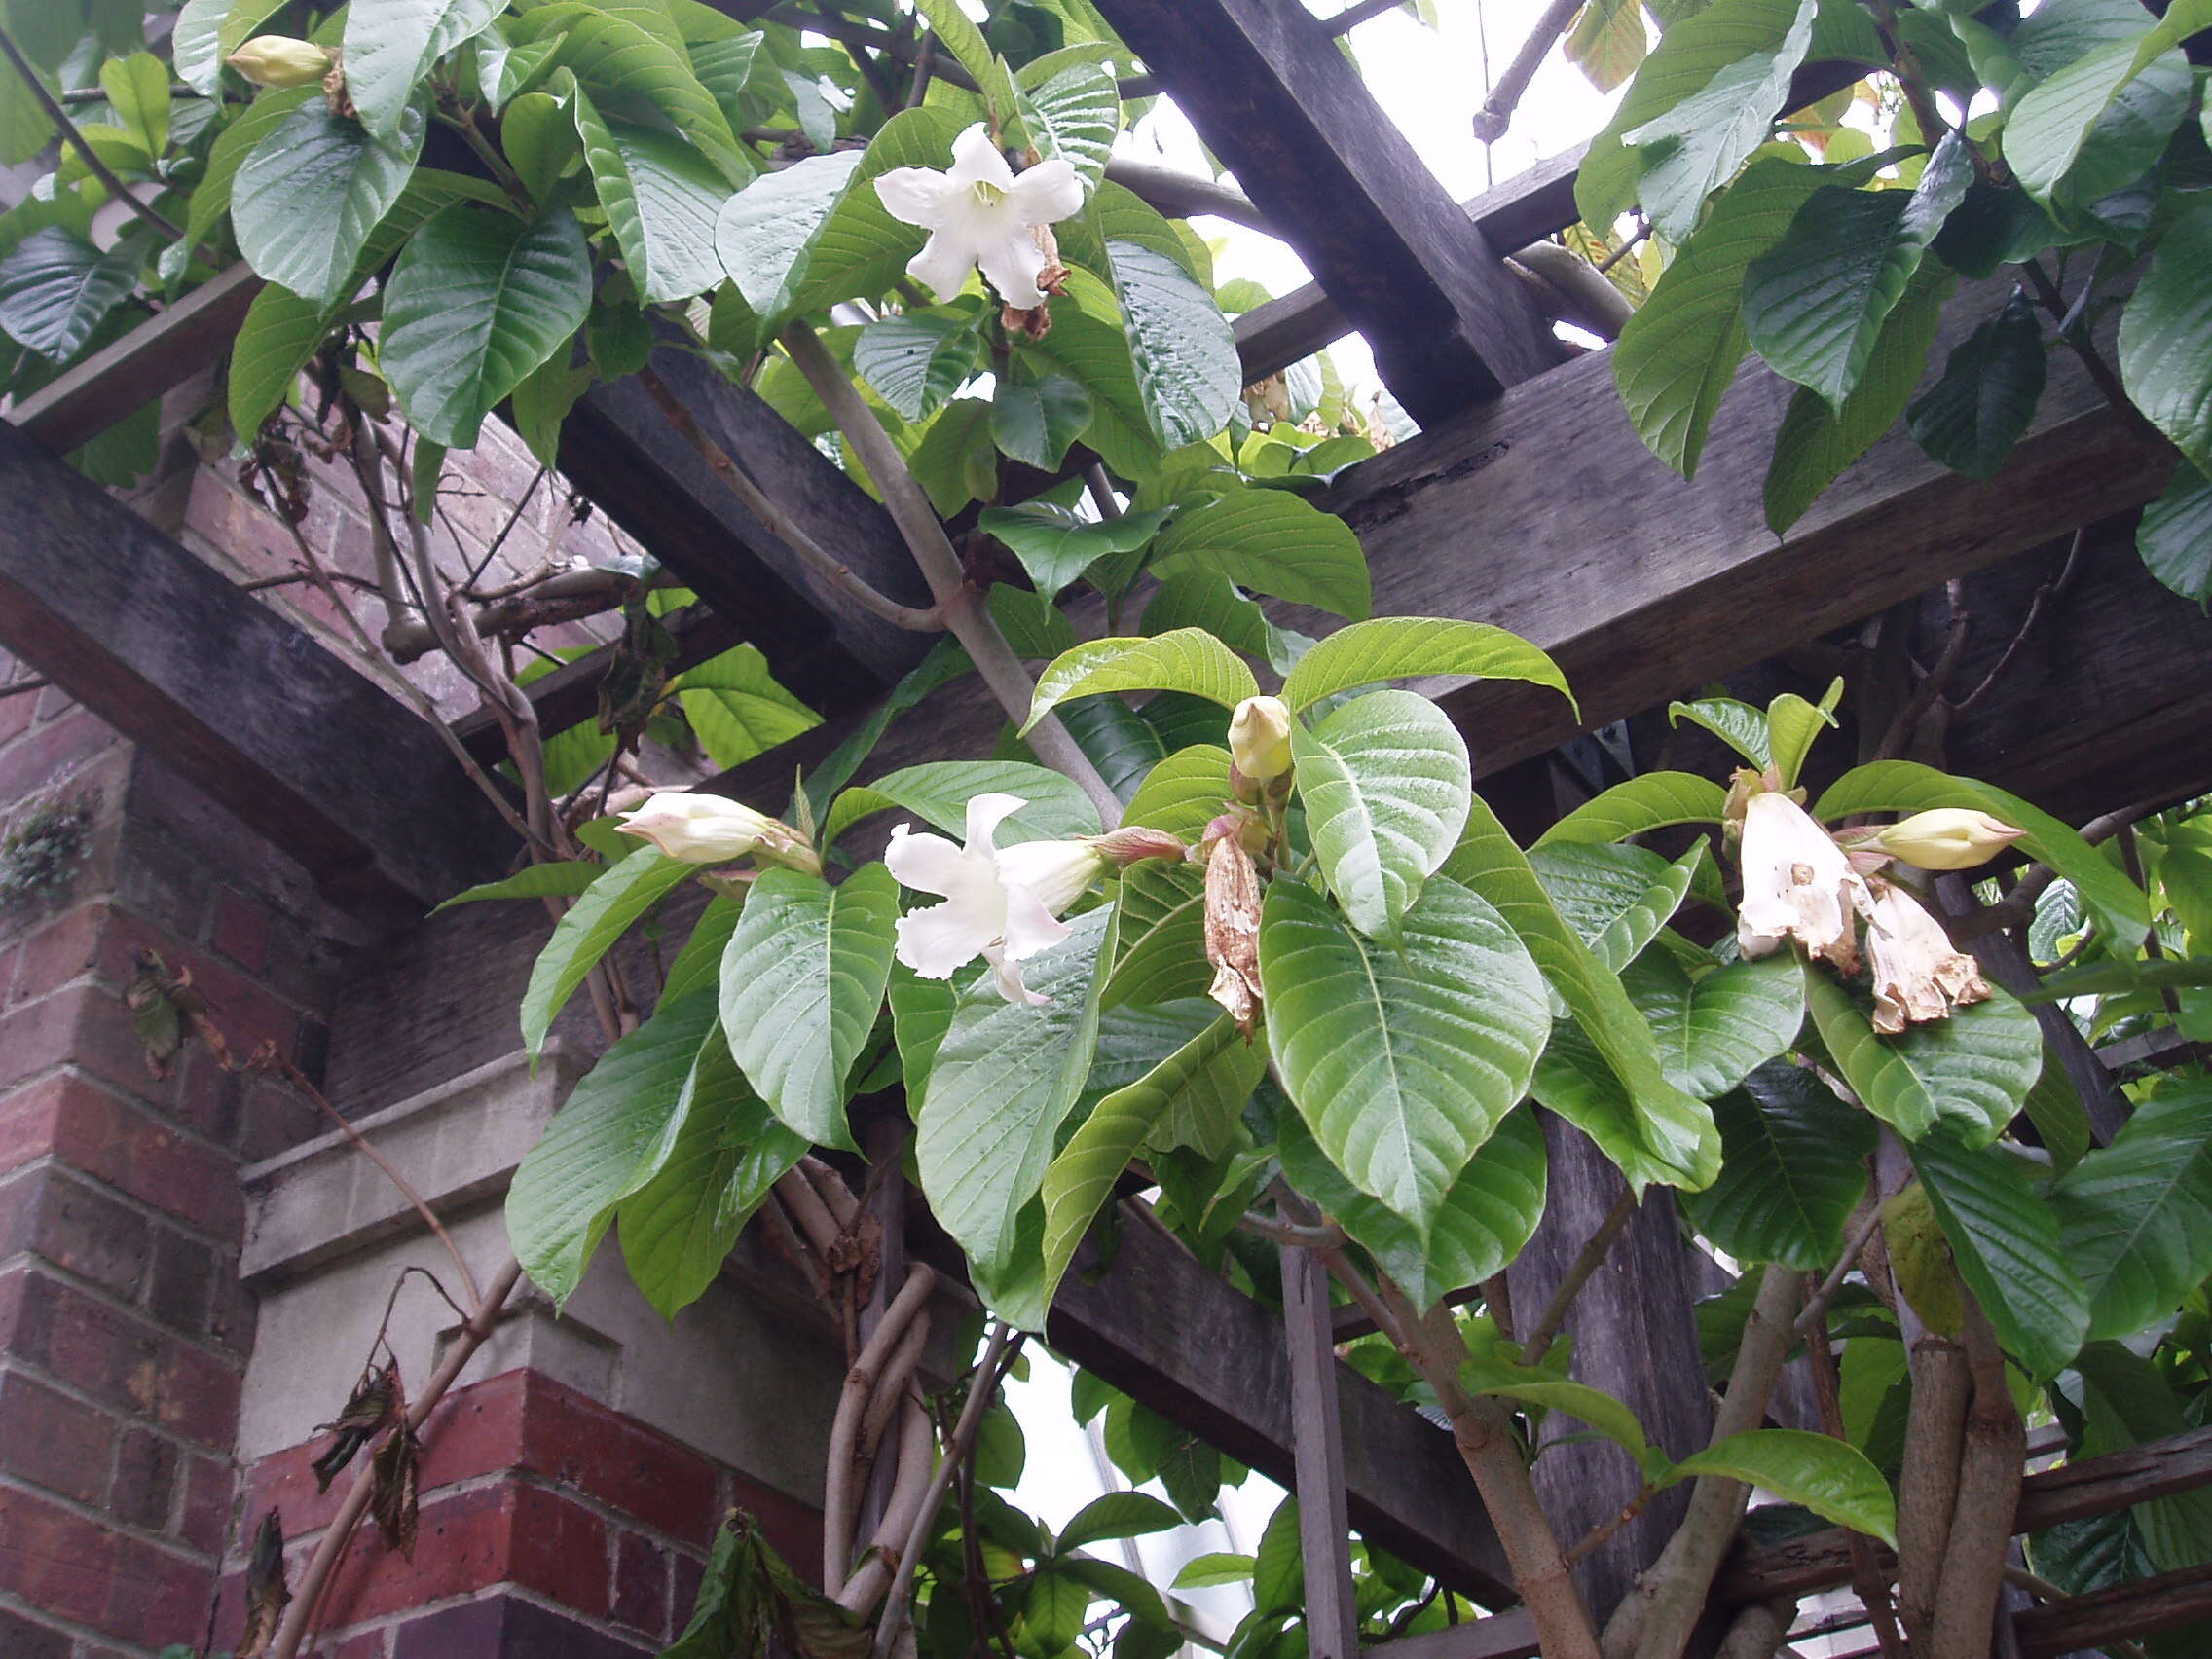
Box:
xmin=1282 ymin=1239 xmax=1361 ymax=1658
xmin=0 ymin=422 xmax=509 ymax=911
xmin=2014 ymin=1561 xmax=2212 ymax=1657
xmin=1365 ymin=1610 xmax=1538 ymax=1659
xmin=1093 ymin=0 xmax=1561 ymax=418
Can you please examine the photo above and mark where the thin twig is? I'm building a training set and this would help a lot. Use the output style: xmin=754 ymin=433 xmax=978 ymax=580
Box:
xmin=1565 ymin=1480 xmax=1665 ymax=1567
xmin=0 ymin=25 xmax=184 ymax=240
xmin=1520 ymin=1188 xmax=1637 ymax=1369
xmin=0 ymin=676 xmax=48 ymax=699
xmin=1953 ymin=530 xmax=2083 ymax=715
xmin=1873 ymin=578 xmax=1972 ymax=761
xmin=1793 ymin=1205 xmax=1883 ymax=1339
xmin=2020 ymin=258 xmax=2169 ymax=450
xmin=1326 ymin=0 xmax=1405 ymax=33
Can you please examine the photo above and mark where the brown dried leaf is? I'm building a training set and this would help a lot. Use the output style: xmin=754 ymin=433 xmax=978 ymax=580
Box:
xmin=1202 ymin=835 xmax=1264 ymax=1039
xmin=238 ymin=1509 xmax=291 ymax=1658
xmin=311 ymin=1361 xmax=399 ymax=1493
xmin=368 ymin=1424 xmax=422 ymax=1561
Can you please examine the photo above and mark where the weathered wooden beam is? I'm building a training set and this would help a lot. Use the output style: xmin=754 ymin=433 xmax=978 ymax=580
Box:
xmin=1281 ymin=1238 xmax=1360 ymax=1658
xmin=1365 ymin=1610 xmax=1537 ymax=1659
xmin=1093 ymin=0 xmax=1561 ymax=420
xmin=555 ymin=345 xmax=932 ymax=718
xmin=2015 ymin=1561 xmax=2212 ymax=1657
xmin=1717 ymin=1424 xmax=2212 ymax=1602
xmin=0 ymin=422 xmax=508 ymax=909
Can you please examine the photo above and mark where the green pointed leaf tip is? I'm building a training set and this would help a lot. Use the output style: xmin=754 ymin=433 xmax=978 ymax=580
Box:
xmin=519 ymin=844 xmax=694 ymax=1056
xmin=1024 ymin=631 xmax=1260 ymax=733
xmin=1279 ymin=617 xmax=1572 ymax=714
xmin=1907 ymin=288 xmax=2048 ymax=483
xmin=344 ymin=0 xmax=504 ymax=141
xmin=1152 ymin=489 xmax=1373 ymax=620
xmin=1293 ymin=689 xmax=1473 ymax=940
xmin=1674 ymin=1429 xmax=1897 ymax=1546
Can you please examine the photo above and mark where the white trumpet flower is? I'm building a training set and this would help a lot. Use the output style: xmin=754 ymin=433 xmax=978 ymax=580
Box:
xmin=1736 ymin=790 xmax=1865 ymax=970
xmin=886 ymin=793 xmax=1105 ymax=1005
xmin=617 ymin=792 xmax=813 ymax=871
xmin=873 ymin=124 xmax=1084 ymax=309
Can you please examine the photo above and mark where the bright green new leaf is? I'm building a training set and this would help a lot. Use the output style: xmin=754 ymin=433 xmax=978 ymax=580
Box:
xmin=1152 ymin=488 xmax=1373 ymax=620
xmin=1278 ymin=616 xmax=1571 ymax=714
xmin=1912 ymin=1128 xmax=2090 ymax=1380
xmin=717 ymin=865 xmax=900 ymax=1151
xmin=99 ymin=53 xmax=170 ymax=158
xmin=1293 ymin=690 xmax=1472 ymax=940
xmin=2119 ymin=204 xmax=2212 ymax=479
xmin=519 ymin=843 xmax=694 ymax=1055
xmin=2051 ymin=1080 xmax=2212 ymax=1344
xmin=1123 ymin=743 xmax=1232 ymax=842
xmin=1025 ymin=631 xmax=1260 ymax=732
xmin=572 ymin=87 xmax=732 ymax=304
xmin=1056 ymin=1493 xmax=1183 ymax=1555
xmin=345 ymin=0 xmax=503 ymax=141
xmin=1671 ymin=1429 xmax=1897 ymax=1546
xmin=433 ymin=861 xmax=604 ymax=910
xmin=234 ymin=99 xmax=426 ymax=309
xmin=1765 ymin=680 xmax=1842 ymax=791
xmin=1533 ymin=772 xmax=1731 ymax=847
xmin=825 ymin=758 xmax=1100 ymax=850
xmin=1682 ymin=1061 xmax=1873 ymax=1269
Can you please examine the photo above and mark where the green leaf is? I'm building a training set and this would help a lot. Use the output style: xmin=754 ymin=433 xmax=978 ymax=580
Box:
xmin=916 ymin=907 xmax=1114 ymax=1285
xmin=0 ymin=229 xmax=136 ymax=360
xmin=234 ymin=99 xmax=426 ymax=309
xmin=99 ymin=53 xmax=170 ymax=158
xmin=1912 ymin=1128 xmax=2091 ymax=1380
xmin=1024 ymin=631 xmax=1259 ymax=733
xmin=1671 ymin=1429 xmax=1896 ymax=1546
xmin=717 ymin=865 xmax=899 ymax=1151
xmin=1171 ymin=1553 xmax=1255 ymax=1590
xmin=616 ymin=1022 xmax=807 ymax=1317
xmin=345 ymin=0 xmax=503 ymax=142
xmin=1108 ymin=239 xmax=1240 ymax=452
xmin=1152 ymin=489 xmax=1373 ymax=620
xmin=990 ymin=585 xmax=1079 ymax=660
xmin=854 ymin=310 xmax=980 ymax=422
xmin=1530 ymin=840 xmax=1703 ymax=972
xmin=1763 ymin=266 xmax=1952 ymax=534
xmin=519 ymin=843 xmax=695 ymax=1056
xmin=1292 ymin=689 xmax=1471 ymax=940
xmin=381 ymin=203 xmax=595 ymax=448
xmin=907 ymin=396 xmax=997 ymax=517
xmin=1016 ymin=55 xmax=1119 ymax=190
xmin=913 ymin=0 xmax=999 ymax=91
xmin=1105 ymin=861 xmax=1209 ymax=1009
xmin=186 ymin=86 xmax=318 ymax=251
xmin=1765 ymin=682 xmax=1842 ymax=792
xmin=1907 ymin=289 xmax=2047 ymax=483
xmin=2137 ymin=463 xmax=2212 ymax=604
xmin=674 ymin=644 xmax=821 ymax=770
xmin=2120 ymin=204 xmax=2212 ymax=478
xmin=502 ymin=91 xmax=578 ymax=205
xmin=2067 ymin=1341 xmax=2212 ymax=1572
xmin=1742 ymin=133 xmax=1972 ymax=412
xmin=506 ymin=990 xmax=719 ymax=1307
xmin=1813 ymin=760 xmax=2150 ymax=941
xmin=716 ymin=151 xmax=865 ymax=322
xmin=1038 ymin=1013 xmax=1243 ymax=1322
xmin=1057 ymin=694 xmax=1167 ymax=803
xmin=534 ymin=3 xmax=750 ymax=184
xmin=1278 ymin=616 xmax=1571 ymax=715
xmin=1533 ymin=773 xmax=1731 ymax=848
xmin=433 ymin=860 xmax=604 ymax=910
xmin=1056 ymin=1492 xmax=1183 ymax=1555
xmin=1805 ymin=973 xmax=2043 ymax=1146
xmin=1630 ymin=949 xmax=1806 ymax=1097
xmin=1013 ymin=302 xmax=1165 ymax=479
xmin=1460 ymin=1355 xmax=1660 ymax=1472
xmin=664 ymin=896 xmax=745 ymax=1006
xmin=572 ymin=88 xmax=731 ymax=305
xmin=992 ymin=371 xmax=1093 ymax=470
xmin=825 ymin=759 xmax=1100 ymax=852
xmin=1124 ymin=743 xmax=1231 ymax=841
xmin=2004 ymin=0 xmax=2212 ymax=205
xmin=2050 ymin=1080 xmax=2212 ymax=1344
xmin=977 ymin=497 xmax=1171 ymax=599
xmin=174 ymin=0 xmax=246 ymax=96
xmin=1262 ymin=873 xmax=1549 ymax=1231
xmin=1682 ymin=1061 xmax=1874 ymax=1269
xmin=1140 ymin=567 xmax=1279 ymax=660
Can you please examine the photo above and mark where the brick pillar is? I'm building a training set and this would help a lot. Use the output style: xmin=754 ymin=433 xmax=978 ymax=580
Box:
xmin=0 ymin=659 xmax=356 ymax=1657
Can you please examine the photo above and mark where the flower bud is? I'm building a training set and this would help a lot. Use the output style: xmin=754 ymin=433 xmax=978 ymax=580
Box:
xmin=1089 ymin=826 xmax=1189 ymax=867
xmin=994 ymin=839 xmax=1111 ymax=918
xmin=1868 ymin=808 xmax=2025 ymax=871
xmin=1228 ymin=695 xmax=1294 ymax=785
xmin=227 ymin=35 xmax=335 ymax=88
xmin=616 ymin=792 xmax=816 ymax=874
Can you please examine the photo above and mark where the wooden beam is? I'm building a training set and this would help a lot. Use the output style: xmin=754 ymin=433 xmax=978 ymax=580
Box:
xmin=1717 ymin=1424 xmax=2212 ymax=1602
xmin=1366 ymin=1611 xmax=1537 ymax=1659
xmin=1093 ymin=0 xmax=1561 ymax=420
xmin=0 ymin=422 xmax=508 ymax=910
xmin=1282 ymin=1238 xmax=1361 ymax=1658
xmin=2015 ymin=1561 xmax=2212 ymax=1657
xmin=555 ymin=345 xmax=931 ymax=718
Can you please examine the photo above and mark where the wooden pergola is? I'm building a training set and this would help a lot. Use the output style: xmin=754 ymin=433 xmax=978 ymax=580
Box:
xmin=4 ymin=1 xmax=2211 ymax=1651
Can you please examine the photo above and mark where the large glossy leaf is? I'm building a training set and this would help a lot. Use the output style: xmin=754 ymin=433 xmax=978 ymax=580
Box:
xmin=1262 ymin=874 xmax=1549 ymax=1232
xmin=615 ymin=1022 xmax=806 ymax=1317
xmin=0 ymin=228 xmax=136 ymax=359
xmin=381 ymin=203 xmax=595 ymax=447
xmin=916 ymin=907 xmax=1114 ymax=1281
xmin=2120 ymin=203 xmax=2212 ymax=478
xmin=506 ymin=990 xmax=719 ymax=1307
xmin=1056 ymin=694 xmax=1166 ymax=804
xmin=519 ymin=843 xmax=694 ymax=1055
xmin=1124 ymin=743 xmax=1232 ymax=841
xmin=2067 ymin=1340 xmax=2212 ymax=1573
xmin=1151 ymin=489 xmax=1373 ymax=620
xmin=1278 ymin=616 xmax=1571 ymax=714
xmin=1024 ymin=631 xmax=1259 ymax=732
xmin=1670 ymin=1430 xmax=1897 ymax=1546
xmin=992 ymin=372 xmax=1094 ymax=470
xmin=1532 ymin=773 xmax=1730 ymax=847
xmin=2051 ymin=1080 xmax=2212 ymax=1344
xmin=572 ymin=88 xmax=730 ymax=304
xmin=1629 ymin=948 xmax=1805 ymax=1097
xmin=854 ymin=310 xmax=981 ymax=423
xmin=825 ymin=759 xmax=1100 ymax=850
xmin=2004 ymin=0 xmax=2212 ymax=205
xmin=716 ymin=151 xmax=866 ymax=321
xmin=2137 ymin=463 xmax=2212 ymax=604
xmin=1280 ymin=1105 xmax=1547 ymax=1314
xmin=1911 ymin=1128 xmax=2090 ymax=1380
xmin=674 ymin=645 xmax=821 ymax=770
xmin=234 ymin=99 xmax=426 ymax=308
xmin=1292 ymin=689 xmax=1471 ymax=940
xmin=1016 ymin=55 xmax=1119 ymax=190
xmin=345 ymin=0 xmax=503 ymax=140
xmin=1682 ymin=1060 xmax=1874 ymax=1269
xmin=173 ymin=0 xmax=249 ymax=95
xmin=1014 ymin=302 xmax=1166 ymax=479
xmin=185 ymin=85 xmax=316 ymax=250
xmin=1527 ymin=840 xmax=1702 ymax=973
xmin=1742 ymin=133 xmax=1972 ymax=412
xmin=532 ymin=3 xmax=749 ymax=183
xmin=978 ymin=497 xmax=1171 ymax=599
xmin=1805 ymin=974 xmax=2043 ymax=1146
xmin=717 ymin=866 xmax=898 ymax=1151
xmin=1108 ymin=240 xmax=1240 ymax=452
xmin=1907 ymin=287 xmax=2048 ymax=482
xmin=1105 ymin=861 xmax=1209 ymax=1009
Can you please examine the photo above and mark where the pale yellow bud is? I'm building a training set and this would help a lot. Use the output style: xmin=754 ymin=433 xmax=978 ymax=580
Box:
xmin=226 ymin=35 xmax=336 ymax=89
xmin=1228 ymin=695 xmax=1294 ymax=784
xmin=1869 ymin=808 xmax=2026 ymax=871
xmin=616 ymin=792 xmax=817 ymax=874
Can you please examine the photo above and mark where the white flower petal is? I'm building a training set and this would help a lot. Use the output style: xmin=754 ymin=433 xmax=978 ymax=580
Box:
xmin=885 ymin=823 xmax=971 ymax=898
xmin=996 ymin=839 xmax=1106 ymax=916
xmin=1000 ymin=881 xmax=1073 ymax=961
xmin=897 ymin=902 xmax=996 ymax=979
xmin=975 ymin=225 xmax=1050 ymax=309
xmin=1736 ymin=791 xmax=1862 ymax=967
xmin=1006 ymin=158 xmax=1084 ymax=226
xmin=962 ymin=792 xmax=1027 ymax=852
xmin=948 ymin=122 xmax=1015 ymax=191
xmin=905 ymin=231 xmax=977 ymax=304
xmin=873 ymin=166 xmax=962 ymax=230
xmin=983 ymin=943 xmax=1050 ymax=1005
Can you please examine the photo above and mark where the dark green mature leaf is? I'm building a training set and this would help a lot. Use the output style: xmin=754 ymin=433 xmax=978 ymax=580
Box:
xmin=1262 ymin=873 xmax=1550 ymax=1231
xmin=1743 ymin=133 xmax=1972 ymax=412
xmin=1911 ymin=1128 xmax=2090 ymax=1380
xmin=507 ymin=990 xmax=719 ymax=1306
xmin=1278 ymin=616 xmax=1571 ymax=714
xmin=717 ymin=151 xmax=865 ymax=321
xmin=992 ymin=371 xmax=1093 ymax=469
xmin=1056 ymin=694 xmax=1166 ymax=803
xmin=1152 ymin=488 xmax=1372 ymax=619
xmin=572 ymin=88 xmax=730 ymax=304
xmin=186 ymin=85 xmax=317 ymax=250
xmin=1805 ymin=975 xmax=2043 ymax=1146
xmin=853 ymin=310 xmax=980 ymax=422
xmin=2060 ymin=48 xmax=2189 ymax=212
xmin=530 ymin=2 xmax=750 ymax=184
xmin=1629 ymin=949 xmax=1805 ymax=1098
xmin=520 ymin=843 xmax=694 ymax=1055
xmin=982 ymin=497 xmax=1172 ymax=599
xmin=381 ymin=203 xmax=595 ymax=447
xmin=1109 ymin=239 xmax=1241 ymax=451
xmin=234 ymin=100 xmax=426 ymax=309
xmin=1057 ymin=1493 xmax=1182 ymax=1554
xmin=1670 ymin=1430 xmax=1897 ymax=1545
xmin=1907 ymin=288 xmax=2047 ymax=482
xmin=1014 ymin=302 xmax=1165 ymax=479
xmin=2051 ymin=1080 xmax=2212 ymax=1344
xmin=1292 ymin=689 xmax=1472 ymax=940
xmin=1682 ymin=1060 xmax=1873 ymax=1269
xmin=668 ymin=1509 xmax=873 ymax=1659
xmin=2066 ymin=1341 xmax=2212 ymax=1572
xmin=345 ymin=0 xmax=503 ymax=140
xmin=2137 ymin=463 xmax=2212 ymax=604
xmin=2004 ymin=0 xmax=2212 ymax=205
xmin=916 ymin=907 xmax=1114 ymax=1285
xmin=718 ymin=866 xmax=899 ymax=1150
xmin=2120 ymin=204 xmax=2212 ymax=478
xmin=0 ymin=228 xmax=135 ymax=360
